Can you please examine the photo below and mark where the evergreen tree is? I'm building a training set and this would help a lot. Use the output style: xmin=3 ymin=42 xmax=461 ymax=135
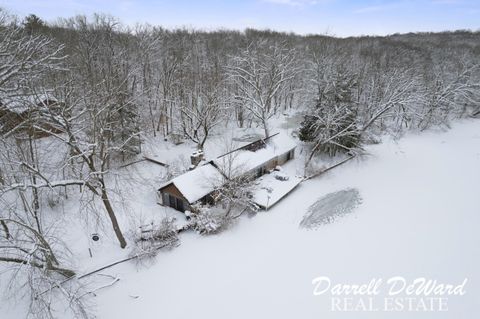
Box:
xmin=300 ymin=68 xmax=360 ymax=157
xmin=22 ymin=14 xmax=45 ymax=34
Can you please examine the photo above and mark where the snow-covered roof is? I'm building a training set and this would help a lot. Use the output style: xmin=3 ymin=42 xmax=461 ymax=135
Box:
xmin=213 ymin=132 xmax=296 ymax=176
xmin=160 ymin=163 xmax=224 ymax=204
xmin=253 ymin=171 xmax=303 ymax=209
xmin=0 ymin=93 xmax=58 ymax=114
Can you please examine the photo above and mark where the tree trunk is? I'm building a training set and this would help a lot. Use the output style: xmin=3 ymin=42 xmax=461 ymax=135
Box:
xmin=27 ymin=135 xmax=42 ymax=233
xmin=100 ymin=181 xmax=127 ymax=248
xmin=198 ymin=127 xmax=209 ymax=150
xmin=0 ymin=257 xmax=75 ymax=278
xmin=263 ymin=118 xmax=270 ymax=138
xmin=1 ymin=220 xmax=9 ymax=239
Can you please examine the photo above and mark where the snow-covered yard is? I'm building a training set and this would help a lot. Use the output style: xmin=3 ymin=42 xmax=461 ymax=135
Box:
xmin=82 ymin=120 xmax=479 ymax=319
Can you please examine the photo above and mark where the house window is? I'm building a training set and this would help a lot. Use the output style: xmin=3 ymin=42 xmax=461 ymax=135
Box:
xmin=162 ymin=192 xmax=186 ymax=212
xmin=257 ymin=166 xmax=265 ymax=178
xmin=176 ymin=198 xmax=185 ymax=212
xmin=162 ymin=192 xmax=168 ymax=205
xmin=169 ymin=195 xmax=176 ymax=208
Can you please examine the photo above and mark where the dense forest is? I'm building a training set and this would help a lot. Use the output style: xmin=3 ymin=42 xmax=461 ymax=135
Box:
xmin=0 ymin=9 xmax=479 ymax=318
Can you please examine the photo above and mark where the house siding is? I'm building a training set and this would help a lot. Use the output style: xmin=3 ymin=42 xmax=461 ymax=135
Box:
xmin=246 ymin=147 xmax=296 ymax=178
xmin=277 ymin=148 xmax=295 ymax=166
xmin=158 ymin=183 xmax=190 ymax=212
xmin=160 ymin=183 xmax=184 ymax=199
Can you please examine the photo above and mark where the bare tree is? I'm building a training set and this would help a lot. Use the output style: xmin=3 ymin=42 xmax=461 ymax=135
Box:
xmin=33 ymin=81 xmax=130 ymax=248
xmin=0 ymin=177 xmax=88 ymax=318
xmin=359 ymin=68 xmax=422 ymax=134
xmin=0 ymin=11 xmax=64 ymax=97
xmin=0 ymin=215 xmax=74 ymax=278
xmin=228 ymin=40 xmax=298 ymax=137
xmin=180 ymin=69 xmax=227 ymax=150
xmin=419 ymin=63 xmax=480 ymax=130
xmin=156 ymin=37 xmax=184 ymax=137
xmin=0 ymin=16 xmax=84 ymax=313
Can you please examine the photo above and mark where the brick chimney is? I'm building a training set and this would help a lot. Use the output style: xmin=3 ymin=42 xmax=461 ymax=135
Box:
xmin=190 ymin=149 xmax=204 ymax=168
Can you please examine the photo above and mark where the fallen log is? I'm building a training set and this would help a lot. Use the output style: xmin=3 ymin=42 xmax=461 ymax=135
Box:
xmin=118 ymin=158 xmax=147 ymax=168
xmin=36 ymin=241 xmax=171 ymax=298
xmin=144 ymin=156 xmax=169 ymax=167
xmin=304 ymin=155 xmax=356 ymax=181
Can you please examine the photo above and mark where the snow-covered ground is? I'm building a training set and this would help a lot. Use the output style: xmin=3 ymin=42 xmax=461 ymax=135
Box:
xmin=2 ymin=119 xmax=480 ymax=318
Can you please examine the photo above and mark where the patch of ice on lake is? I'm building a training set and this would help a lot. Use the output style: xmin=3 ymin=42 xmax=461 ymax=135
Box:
xmin=300 ymin=188 xmax=361 ymax=229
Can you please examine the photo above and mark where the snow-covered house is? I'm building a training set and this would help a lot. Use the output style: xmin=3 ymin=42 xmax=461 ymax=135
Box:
xmin=157 ymin=133 xmax=297 ymax=212
xmin=157 ymin=163 xmax=224 ymax=212
xmin=0 ymin=93 xmax=62 ymax=137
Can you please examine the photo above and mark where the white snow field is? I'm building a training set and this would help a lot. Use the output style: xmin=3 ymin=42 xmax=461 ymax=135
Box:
xmin=92 ymin=119 xmax=480 ymax=319
xmin=1 ymin=119 xmax=479 ymax=318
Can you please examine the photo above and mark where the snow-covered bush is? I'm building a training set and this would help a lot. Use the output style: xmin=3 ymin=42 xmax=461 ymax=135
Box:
xmin=130 ymin=218 xmax=180 ymax=261
xmin=189 ymin=205 xmax=232 ymax=235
